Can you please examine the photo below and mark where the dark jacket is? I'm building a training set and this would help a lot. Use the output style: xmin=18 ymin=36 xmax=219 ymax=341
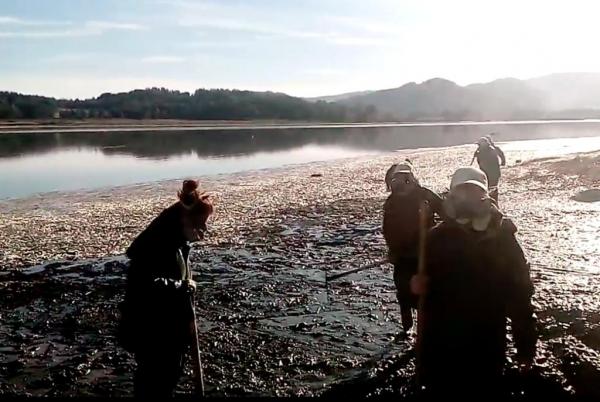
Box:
xmin=119 ymin=203 xmax=194 ymax=353
xmin=383 ymin=186 xmax=444 ymax=265
xmin=419 ymin=218 xmax=537 ymax=388
xmin=474 ymin=145 xmax=506 ymax=180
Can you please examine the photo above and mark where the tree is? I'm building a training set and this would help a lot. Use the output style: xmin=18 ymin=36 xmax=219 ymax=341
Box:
xmin=0 ymin=89 xmax=370 ymax=122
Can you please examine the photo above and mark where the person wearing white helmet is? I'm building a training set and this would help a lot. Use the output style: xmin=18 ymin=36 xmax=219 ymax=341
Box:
xmin=382 ymin=159 xmax=444 ymax=332
xmin=410 ymin=167 xmax=537 ymax=398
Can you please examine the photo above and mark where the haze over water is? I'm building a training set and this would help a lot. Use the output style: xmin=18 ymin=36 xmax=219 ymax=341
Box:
xmin=1 ymin=121 xmax=600 ymax=200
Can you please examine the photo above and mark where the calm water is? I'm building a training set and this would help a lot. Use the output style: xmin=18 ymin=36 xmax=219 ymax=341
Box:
xmin=1 ymin=121 xmax=600 ymax=200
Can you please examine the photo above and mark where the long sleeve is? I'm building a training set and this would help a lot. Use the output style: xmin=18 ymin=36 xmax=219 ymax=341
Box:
xmin=382 ymin=197 xmax=398 ymax=263
xmin=471 ymin=150 xmax=479 ymax=165
xmin=495 ymin=146 xmax=506 ymax=166
xmin=420 ymin=187 xmax=445 ymax=220
xmin=503 ymin=227 xmax=537 ymax=361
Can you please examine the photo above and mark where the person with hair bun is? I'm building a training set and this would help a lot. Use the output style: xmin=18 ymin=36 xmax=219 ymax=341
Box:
xmin=118 ymin=179 xmax=213 ymax=398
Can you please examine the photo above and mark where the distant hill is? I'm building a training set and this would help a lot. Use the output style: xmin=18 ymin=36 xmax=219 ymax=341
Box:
xmin=4 ymin=73 xmax=600 ymax=122
xmin=336 ymin=77 xmax=546 ymax=121
xmin=328 ymin=73 xmax=600 ymax=121
xmin=305 ymin=90 xmax=374 ymax=103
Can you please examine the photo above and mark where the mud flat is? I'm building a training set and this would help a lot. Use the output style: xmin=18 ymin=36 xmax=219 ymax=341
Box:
xmin=0 ymin=143 xmax=599 ymax=397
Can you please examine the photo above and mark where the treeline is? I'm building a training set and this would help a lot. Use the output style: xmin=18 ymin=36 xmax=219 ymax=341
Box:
xmin=0 ymin=88 xmax=378 ymax=122
xmin=0 ymin=92 xmax=58 ymax=119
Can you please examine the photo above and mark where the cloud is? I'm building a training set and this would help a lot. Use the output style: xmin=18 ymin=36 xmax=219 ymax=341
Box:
xmin=0 ymin=18 xmax=146 ymax=38
xmin=0 ymin=30 xmax=81 ymax=38
xmin=169 ymin=0 xmax=390 ymax=47
xmin=178 ymin=17 xmax=391 ymax=47
xmin=328 ymin=36 xmax=393 ymax=47
xmin=84 ymin=21 xmax=146 ymax=31
xmin=0 ymin=16 xmax=26 ymax=24
xmin=322 ymin=15 xmax=405 ymax=36
xmin=180 ymin=40 xmax=251 ymax=49
xmin=178 ymin=17 xmax=317 ymax=39
xmin=0 ymin=15 xmax=72 ymax=26
xmin=141 ymin=56 xmax=186 ymax=64
xmin=43 ymin=53 xmax=105 ymax=63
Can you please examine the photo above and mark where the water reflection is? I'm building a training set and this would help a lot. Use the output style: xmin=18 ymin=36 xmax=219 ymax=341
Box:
xmin=1 ymin=122 xmax=600 ymax=199
xmin=2 ymin=122 xmax=600 ymax=160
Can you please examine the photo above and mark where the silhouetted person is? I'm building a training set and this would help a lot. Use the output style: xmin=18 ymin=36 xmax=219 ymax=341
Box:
xmin=382 ymin=160 xmax=444 ymax=332
xmin=118 ymin=180 xmax=213 ymax=398
xmin=471 ymin=137 xmax=506 ymax=202
xmin=411 ymin=167 xmax=537 ymax=398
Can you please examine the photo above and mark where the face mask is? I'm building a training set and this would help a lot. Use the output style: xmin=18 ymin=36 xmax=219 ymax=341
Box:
xmin=391 ymin=174 xmax=419 ymax=195
xmin=443 ymin=195 xmax=494 ymax=231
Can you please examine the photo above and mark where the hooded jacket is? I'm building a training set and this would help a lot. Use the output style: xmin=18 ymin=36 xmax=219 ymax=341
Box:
xmin=119 ymin=202 xmax=194 ymax=353
xmin=419 ymin=217 xmax=537 ymax=387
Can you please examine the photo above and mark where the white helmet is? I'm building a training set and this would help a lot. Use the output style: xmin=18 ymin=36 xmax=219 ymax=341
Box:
xmin=450 ymin=167 xmax=488 ymax=192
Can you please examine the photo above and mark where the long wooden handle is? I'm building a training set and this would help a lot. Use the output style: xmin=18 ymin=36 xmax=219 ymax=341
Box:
xmin=189 ymin=298 xmax=205 ymax=397
xmin=416 ymin=200 xmax=429 ymax=387
xmin=417 ymin=202 xmax=429 ymax=277
xmin=178 ymin=249 xmax=205 ymax=397
xmin=325 ymin=258 xmax=388 ymax=283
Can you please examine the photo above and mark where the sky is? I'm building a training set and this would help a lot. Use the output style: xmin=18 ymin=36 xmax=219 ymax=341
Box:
xmin=1 ymin=0 xmax=600 ymax=99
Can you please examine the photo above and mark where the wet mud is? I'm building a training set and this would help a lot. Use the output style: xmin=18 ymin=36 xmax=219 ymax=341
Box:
xmin=0 ymin=144 xmax=599 ymax=398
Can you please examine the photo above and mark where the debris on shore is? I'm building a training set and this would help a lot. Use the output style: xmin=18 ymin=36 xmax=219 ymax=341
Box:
xmin=0 ymin=147 xmax=599 ymax=397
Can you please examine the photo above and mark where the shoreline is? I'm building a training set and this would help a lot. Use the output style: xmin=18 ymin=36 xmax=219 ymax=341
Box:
xmin=0 ymin=153 xmax=380 ymax=204
xmin=2 ymin=118 xmax=600 ymax=134
xmin=0 ymin=141 xmax=544 ymax=209
xmin=0 ymin=140 xmax=598 ymax=270
xmin=1 ymin=135 xmax=598 ymax=205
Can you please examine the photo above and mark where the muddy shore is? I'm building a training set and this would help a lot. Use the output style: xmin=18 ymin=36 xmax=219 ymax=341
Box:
xmin=0 ymin=143 xmax=599 ymax=398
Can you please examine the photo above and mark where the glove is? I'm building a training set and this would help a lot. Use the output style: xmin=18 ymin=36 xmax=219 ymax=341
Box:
xmin=182 ymin=279 xmax=197 ymax=295
xmin=153 ymin=277 xmax=182 ymax=290
xmin=410 ymin=274 xmax=429 ymax=296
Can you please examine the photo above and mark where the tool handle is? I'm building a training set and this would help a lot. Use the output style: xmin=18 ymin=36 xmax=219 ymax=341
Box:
xmin=416 ymin=200 xmax=430 ymax=387
xmin=189 ymin=298 xmax=205 ymax=397
xmin=178 ymin=248 xmax=205 ymax=397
